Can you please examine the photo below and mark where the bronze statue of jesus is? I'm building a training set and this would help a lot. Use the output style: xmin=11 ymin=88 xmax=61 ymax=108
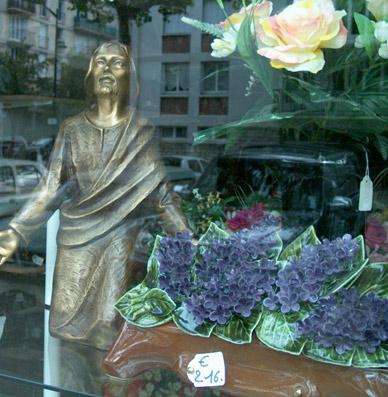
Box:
xmin=0 ymin=42 xmax=188 ymax=350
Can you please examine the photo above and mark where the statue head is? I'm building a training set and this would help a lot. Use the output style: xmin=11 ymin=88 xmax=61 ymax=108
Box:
xmin=85 ymin=42 xmax=135 ymax=103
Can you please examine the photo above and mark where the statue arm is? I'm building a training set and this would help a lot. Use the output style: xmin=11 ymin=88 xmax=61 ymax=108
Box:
xmin=155 ymin=182 xmax=190 ymax=235
xmin=8 ymin=123 xmax=70 ymax=244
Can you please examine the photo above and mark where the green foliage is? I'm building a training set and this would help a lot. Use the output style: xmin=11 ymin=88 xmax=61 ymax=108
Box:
xmin=0 ymin=45 xmax=49 ymax=95
xmin=256 ymin=309 xmax=308 ymax=354
xmin=354 ymin=13 xmax=379 ymax=60
xmin=236 ymin=11 xmax=273 ymax=97
xmin=173 ymin=306 xmax=216 ymax=337
xmin=58 ymin=57 xmax=88 ymax=99
xmin=278 ymin=225 xmax=320 ymax=261
xmin=181 ymin=17 xmax=224 ymax=37
xmin=214 ymin=309 xmax=262 ymax=344
xmin=69 ymin=0 xmax=193 ymax=44
xmin=182 ymin=190 xmax=232 ymax=237
xmin=115 ymin=283 xmax=176 ymax=327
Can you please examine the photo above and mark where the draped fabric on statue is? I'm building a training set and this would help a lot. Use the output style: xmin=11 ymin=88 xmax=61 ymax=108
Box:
xmin=8 ymin=110 xmax=186 ymax=349
xmin=10 ymin=110 xmax=165 ymax=247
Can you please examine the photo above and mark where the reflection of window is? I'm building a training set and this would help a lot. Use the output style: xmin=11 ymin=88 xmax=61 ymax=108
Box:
xmin=199 ymin=97 xmax=228 ymax=115
xmin=58 ymin=0 xmax=65 ymax=22
xmin=15 ymin=165 xmax=41 ymax=192
xmin=40 ymin=1 xmax=47 ymax=17
xmin=163 ymin=14 xmax=191 ymax=34
xmin=162 ymin=35 xmax=190 ymax=53
xmin=160 ymin=97 xmax=189 ymax=114
xmin=38 ymin=54 xmax=47 ymax=77
xmin=38 ymin=23 xmax=48 ymax=48
xmin=0 ymin=167 xmax=15 ymax=193
xmin=9 ymin=15 xmax=27 ymax=41
xmin=159 ymin=126 xmax=188 ymax=139
xmin=163 ymin=63 xmax=189 ymax=93
xmin=202 ymin=62 xmax=229 ymax=93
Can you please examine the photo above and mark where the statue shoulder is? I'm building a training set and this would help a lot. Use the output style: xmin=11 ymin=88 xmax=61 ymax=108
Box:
xmin=134 ymin=113 xmax=154 ymax=132
xmin=59 ymin=112 xmax=85 ymax=134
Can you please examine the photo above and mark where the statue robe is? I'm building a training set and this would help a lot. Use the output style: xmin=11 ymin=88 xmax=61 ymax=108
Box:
xmin=9 ymin=110 xmax=187 ymax=349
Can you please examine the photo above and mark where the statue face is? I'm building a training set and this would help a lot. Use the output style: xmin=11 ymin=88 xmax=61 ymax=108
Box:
xmin=91 ymin=45 xmax=130 ymax=98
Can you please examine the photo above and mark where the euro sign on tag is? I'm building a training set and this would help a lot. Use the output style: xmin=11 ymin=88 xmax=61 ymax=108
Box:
xmin=187 ymin=352 xmax=225 ymax=388
xmin=358 ymin=175 xmax=373 ymax=212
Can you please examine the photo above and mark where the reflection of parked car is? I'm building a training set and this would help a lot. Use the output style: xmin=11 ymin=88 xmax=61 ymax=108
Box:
xmin=27 ymin=137 xmax=55 ymax=166
xmin=0 ymin=159 xmax=46 ymax=218
xmin=0 ymin=137 xmax=28 ymax=159
xmin=162 ymin=156 xmax=208 ymax=179
xmin=165 ymin=165 xmax=196 ymax=197
xmin=195 ymin=144 xmax=366 ymax=243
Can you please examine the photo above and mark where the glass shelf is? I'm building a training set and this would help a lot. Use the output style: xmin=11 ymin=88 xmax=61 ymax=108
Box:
xmin=0 ymin=269 xmax=226 ymax=397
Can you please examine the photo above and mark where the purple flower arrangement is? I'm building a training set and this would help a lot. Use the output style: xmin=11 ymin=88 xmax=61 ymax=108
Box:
xmin=158 ymin=220 xmax=280 ymax=325
xmin=263 ymin=235 xmax=360 ymax=314
xmin=157 ymin=231 xmax=196 ymax=301
xmin=117 ymin=218 xmax=387 ymax=368
xmin=297 ymin=288 xmax=388 ymax=354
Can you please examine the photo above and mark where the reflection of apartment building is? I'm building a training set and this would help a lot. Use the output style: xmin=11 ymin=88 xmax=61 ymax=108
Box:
xmin=131 ymin=0 xmax=274 ymax=159
xmin=0 ymin=0 xmax=118 ymax=78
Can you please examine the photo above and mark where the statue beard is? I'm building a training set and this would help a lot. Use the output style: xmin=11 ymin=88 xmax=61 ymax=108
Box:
xmin=95 ymin=74 xmax=119 ymax=97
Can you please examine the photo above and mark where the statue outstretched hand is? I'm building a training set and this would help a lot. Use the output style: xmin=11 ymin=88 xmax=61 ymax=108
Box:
xmin=0 ymin=229 xmax=20 ymax=266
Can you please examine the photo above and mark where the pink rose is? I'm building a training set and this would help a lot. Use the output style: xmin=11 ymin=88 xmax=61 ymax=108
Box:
xmin=256 ymin=0 xmax=348 ymax=73
xmin=366 ymin=216 xmax=387 ymax=248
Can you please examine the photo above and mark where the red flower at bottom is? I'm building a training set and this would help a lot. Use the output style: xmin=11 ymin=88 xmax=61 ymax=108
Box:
xmin=227 ymin=203 xmax=266 ymax=231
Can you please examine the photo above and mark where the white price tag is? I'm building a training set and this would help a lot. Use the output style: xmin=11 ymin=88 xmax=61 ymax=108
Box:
xmin=187 ymin=352 xmax=225 ymax=388
xmin=358 ymin=175 xmax=373 ymax=211
xmin=0 ymin=316 xmax=6 ymax=340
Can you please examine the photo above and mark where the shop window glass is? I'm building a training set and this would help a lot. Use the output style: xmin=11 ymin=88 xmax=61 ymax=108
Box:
xmin=0 ymin=1 xmax=387 ymax=396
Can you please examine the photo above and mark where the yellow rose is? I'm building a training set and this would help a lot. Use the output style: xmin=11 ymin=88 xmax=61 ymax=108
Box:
xmin=367 ymin=0 xmax=388 ymax=21
xmin=211 ymin=1 xmax=273 ymax=58
xmin=220 ymin=1 xmax=273 ymax=30
xmin=257 ymin=0 xmax=348 ymax=73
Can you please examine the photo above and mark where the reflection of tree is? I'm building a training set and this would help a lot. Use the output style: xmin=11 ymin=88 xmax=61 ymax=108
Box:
xmin=69 ymin=0 xmax=193 ymax=45
xmin=58 ymin=56 xmax=88 ymax=100
xmin=0 ymin=45 xmax=49 ymax=95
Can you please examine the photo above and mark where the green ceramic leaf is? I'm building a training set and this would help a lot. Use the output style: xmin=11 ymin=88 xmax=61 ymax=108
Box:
xmin=237 ymin=13 xmax=273 ymax=97
xmin=352 ymin=262 xmax=388 ymax=298
xmin=116 ymin=286 xmax=175 ymax=327
xmin=198 ymin=222 xmax=230 ymax=252
xmin=352 ymin=343 xmax=388 ymax=368
xmin=267 ymin=232 xmax=283 ymax=261
xmin=303 ymin=341 xmax=355 ymax=367
xmin=354 ymin=13 xmax=379 ymax=59
xmin=172 ymin=306 xmax=215 ymax=337
xmin=256 ymin=309 xmax=307 ymax=354
xmin=145 ymin=235 xmax=162 ymax=288
xmin=214 ymin=309 xmax=262 ymax=344
xmin=279 ymin=226 xmax=320 ymax=261
xmin=320 ymin=236 xmax=368 ymax=297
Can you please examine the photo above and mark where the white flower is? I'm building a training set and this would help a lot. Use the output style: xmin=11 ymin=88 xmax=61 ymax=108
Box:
xmin=378 ymin=42 xmax=388 ymax=58
xmin=374 ymin=21 xmax=388 ymax=42
xmin=211 ymin=30 xmax=238 ymax=58
xmin=367 ymin=0 xmax=388 ymax=21
xmin=354 ymin=35 xmax=365 ymax=48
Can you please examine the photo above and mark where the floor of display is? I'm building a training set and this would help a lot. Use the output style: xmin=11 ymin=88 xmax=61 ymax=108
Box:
xmin=0 ymin=270 xmax=231 ymax=397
